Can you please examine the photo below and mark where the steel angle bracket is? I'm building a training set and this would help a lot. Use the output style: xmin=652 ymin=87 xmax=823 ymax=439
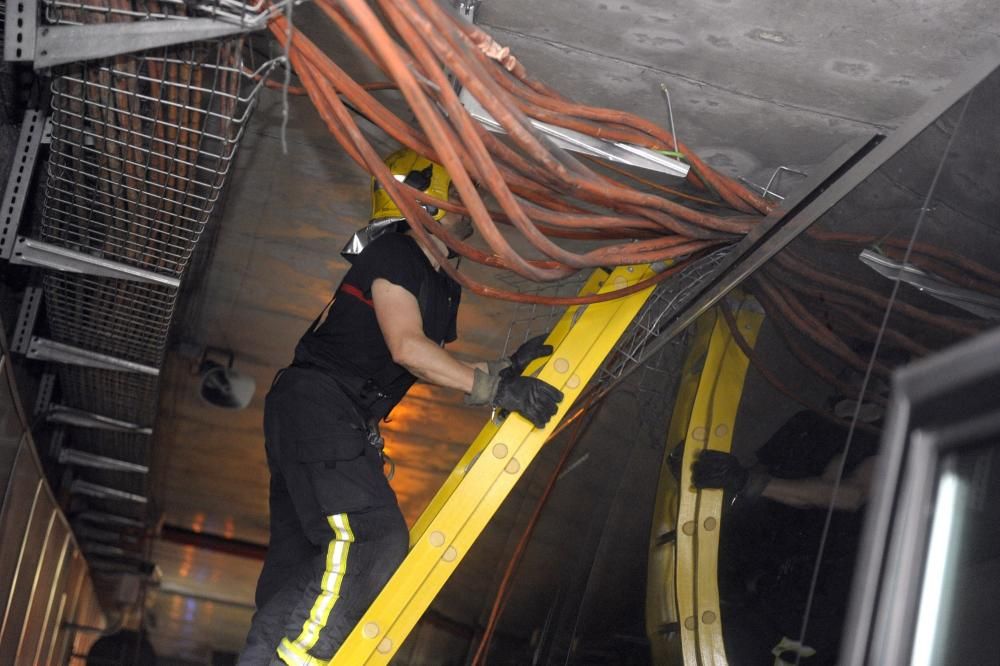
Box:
xmin=10 ymin=237 xmax=181 ymax=288
xmin=0 ymin=110 xmax=46 ymax=260
xmin=70 ymin=479 xmax=147 ymax=504
xmin=331 ymin=264 xmax=659 ymax=665
xmin=4 ymin=0 xmax=258 ymax=69
xmin=459 ymin=89 xmax=689 ymax=179
xmin=34 ymin=372 xmax=57 ymax=417
xmin=11 ymin=285 xmax=43 ymax=354
xmin=58 ymin=448 xmax=149 ymax=474
xmin=27 ymin=337 xmax=160 ymax=376
xmin=47 ymin=404 xmax=153 ymax=435
xmin=674 ymin=294 xmax=763 ymax=666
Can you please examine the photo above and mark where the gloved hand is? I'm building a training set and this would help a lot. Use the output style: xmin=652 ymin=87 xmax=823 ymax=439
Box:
xmin=465 ymin=368 xmax=563 ymax=429
xmin=508 ymin=334 xmax=554 ymax=376
xmin=488 ymin=334 xmax=553 ymax=377
xmin=692 ymin=450 xmax=768 ymax=501
xmin=493 ymin=372 xmax=562 ymax=428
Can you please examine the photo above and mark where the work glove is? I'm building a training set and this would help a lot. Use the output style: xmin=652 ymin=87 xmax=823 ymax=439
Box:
xmin=692 ymin=450 xmax=769 ymax=501
xmin=488 ymin=334 xmax=553 ymax=377
xmin=466 ymin=368 xmax=563 ymax=429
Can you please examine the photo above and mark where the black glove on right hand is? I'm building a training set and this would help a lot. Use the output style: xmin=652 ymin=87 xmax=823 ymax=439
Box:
xmin=692 ymin=450 xmax=768 ymax=501
xmin=493 ymin=372 xmax=563 ymax=429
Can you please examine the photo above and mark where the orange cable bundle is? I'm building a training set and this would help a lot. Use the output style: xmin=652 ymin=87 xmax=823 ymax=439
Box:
xmin=265 ymin=0 xmax=773 ymax=303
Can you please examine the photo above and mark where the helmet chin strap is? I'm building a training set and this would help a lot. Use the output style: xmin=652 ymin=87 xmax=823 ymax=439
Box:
xmin=445 ymin=216 xmax=473 ymax=261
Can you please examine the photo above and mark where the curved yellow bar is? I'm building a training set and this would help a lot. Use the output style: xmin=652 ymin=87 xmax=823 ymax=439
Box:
xmin=657 ymin=294 xmax=764 ymax=666
xmin=646 ymin=309 xmax=717 ymax=664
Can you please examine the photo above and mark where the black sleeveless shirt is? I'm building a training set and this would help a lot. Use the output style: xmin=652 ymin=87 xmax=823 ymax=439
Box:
xmin=292 ymin=233 xmax=461 ymax=419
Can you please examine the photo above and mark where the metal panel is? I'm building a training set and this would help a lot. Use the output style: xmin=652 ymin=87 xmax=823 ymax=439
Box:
xmin=69 ymin=578 xmax=105 ymax=660
xmin=0 ymin=438 xmax=44 ymax=643
xmin=0 ymin=356 xmax=27 ymax=498
xmin=50 ymin=547 xmax=86 ymax=666
xmin=0 ymin=485 xmax=55 ymax=665
xmin=16 ymin=517 xmax=70 ymax=665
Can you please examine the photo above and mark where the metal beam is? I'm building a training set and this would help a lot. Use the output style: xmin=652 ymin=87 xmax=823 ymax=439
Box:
xmin=75 ymin=510 xmax=146 ymax=529
xmin=1 ymin=110 xmax=46 ymax=260
xmin=26 ymin=338 xmax=161 ymax=376
xmin=10 ymin=286 xmax=43 ymax=355
xmin=10 ymin=237 xmax=182 ymax=288
xmin=70 ymin=479 xmax=147 ymax=504
xmin=2 ymin=0 xmax=38 ymax=62
xmin=47 ymin=404 xmax=153 ymax=435
xmin=58 ymin=448 xmax=149 ymax=474
xmin=33 ymin=372 xmax=56 ymax=417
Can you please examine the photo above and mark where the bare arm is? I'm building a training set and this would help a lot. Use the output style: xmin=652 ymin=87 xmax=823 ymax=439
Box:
xmin=760 ymin=456 xmax=877 ymax=511
xmin=372 ymin=278 xmax=486 ymax=392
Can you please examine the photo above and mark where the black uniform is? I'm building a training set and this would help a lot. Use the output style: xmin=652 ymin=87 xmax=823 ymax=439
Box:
xmin=718 ymin=412 xmax=879 ymax=666
xmin=240 ymin=233 xmax=460 ymax=665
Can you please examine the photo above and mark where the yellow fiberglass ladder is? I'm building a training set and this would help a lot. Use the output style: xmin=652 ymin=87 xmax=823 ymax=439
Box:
xmin=330 ymin=264 xmax=659 ymax=664
xmin=645 ymin=293 xmax=765 ymax=666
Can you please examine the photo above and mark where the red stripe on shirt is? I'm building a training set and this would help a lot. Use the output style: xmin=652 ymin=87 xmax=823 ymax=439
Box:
xmin=339 ymin=283 xmax=374 ymax=308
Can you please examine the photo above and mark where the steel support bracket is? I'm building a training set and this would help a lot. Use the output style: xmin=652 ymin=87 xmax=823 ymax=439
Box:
xmin=5 ymin=0 xmax=256 ymax=69
xmin=47 ymin=403 xmax=153 ymax=435
xmin=3 ymin=0 xmax=39 ymax=62
xmin=77 ymin=510 xmax=146 ymax=529
xmin=1 ymin=110 xmax=46 ymax=260
xmin=27 ymin=337 xmax=161 ymax=376
xmin=10 ymin=237 xmax=182 ymax=288
xmin=10 ymin=285 xmax=44 ymax=355
xmin=58 ymin=447 xmax=149 ymax=473
xmin=459 ymin=89 xmax=689 ymax=178
xmin=34 ymin=371 xmax=57 ymax=417
xmin=70 ymin=479 xmax=148 ymax=504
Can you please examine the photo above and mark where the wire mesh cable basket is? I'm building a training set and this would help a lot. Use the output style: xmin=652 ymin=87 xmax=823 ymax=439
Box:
xmin=43 ymin=273 xmax=178 ymax=366
xmin=66 ymin=428 xmax=152 ymax=470
xmin=57 ymin=365 xmax=161 ymax=425
xmin=28 ymin=37 xmax=278 ymax=526
xmin=40 ymin=37 xmax=274 ymax=276
xmin=596 ymin=247 xmax=732 ymax=387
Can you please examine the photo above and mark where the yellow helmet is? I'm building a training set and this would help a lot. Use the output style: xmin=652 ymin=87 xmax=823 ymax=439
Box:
xmin=370 ymin=148 xmax=451 ymax=222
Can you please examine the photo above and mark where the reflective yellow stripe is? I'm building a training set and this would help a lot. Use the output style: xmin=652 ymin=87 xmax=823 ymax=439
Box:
xmin=281 ymin=513 xmax=354 ymax=659
xmin=277 ymin=639 xmax=311 ymax=665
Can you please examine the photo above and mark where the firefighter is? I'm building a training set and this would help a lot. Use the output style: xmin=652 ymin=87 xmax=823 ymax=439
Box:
xmin=239 ymin=149 xmax=563 ymax=665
